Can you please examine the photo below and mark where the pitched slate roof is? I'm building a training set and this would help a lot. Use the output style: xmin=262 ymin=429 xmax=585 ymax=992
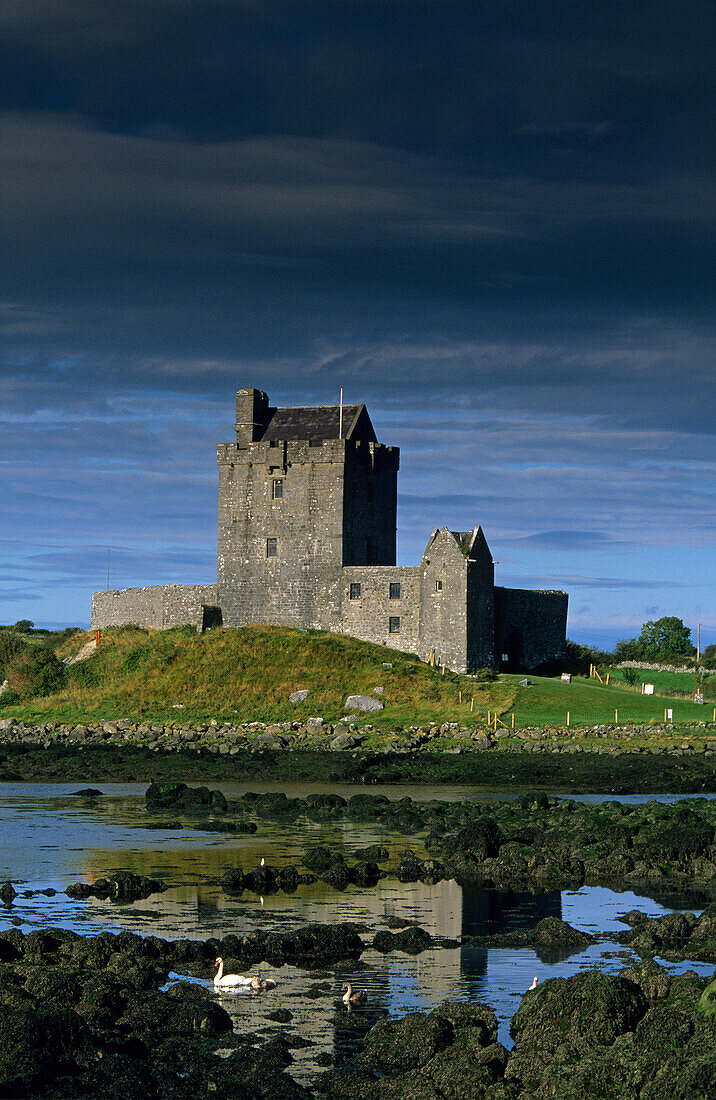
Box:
xmin=260 ymin=404 xmax=376 ymax=443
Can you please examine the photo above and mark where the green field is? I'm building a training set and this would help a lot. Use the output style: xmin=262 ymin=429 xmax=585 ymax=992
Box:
xmin=503 ymin=673 xmax=713 ymax=729
xmin=1 ymin=625 xmax=713 ymax=731
xmin=608 ymin=665 xmax=715 ymax=699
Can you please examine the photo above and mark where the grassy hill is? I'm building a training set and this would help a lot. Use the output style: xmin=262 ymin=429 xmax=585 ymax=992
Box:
xmin=0 ymin=625 xmax=712 ymax=730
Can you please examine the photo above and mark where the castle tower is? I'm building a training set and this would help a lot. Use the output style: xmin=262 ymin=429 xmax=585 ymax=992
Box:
xmin=217 ymin=389 xmax=399 ymax=629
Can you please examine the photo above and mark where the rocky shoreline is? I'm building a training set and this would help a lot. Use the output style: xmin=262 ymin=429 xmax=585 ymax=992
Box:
xmin=2 ymin=715 xmax=716 ymax=756
xmin=0 ymin=921 xmax=714 ymax=1098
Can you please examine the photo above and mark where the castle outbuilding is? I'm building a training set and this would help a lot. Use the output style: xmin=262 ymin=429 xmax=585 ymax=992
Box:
xmin=91 ymin=388 xmax=568 ymax=672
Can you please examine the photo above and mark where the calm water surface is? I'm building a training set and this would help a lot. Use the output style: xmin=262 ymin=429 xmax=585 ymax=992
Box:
xmin=1 ymin=780 xmax=713 ymax=1075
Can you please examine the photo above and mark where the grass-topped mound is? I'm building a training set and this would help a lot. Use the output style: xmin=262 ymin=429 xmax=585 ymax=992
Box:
xmin=4 ymin=625 xmax=512 ymax=726
xmin=1 ymin=625 xmax=711 ymax=730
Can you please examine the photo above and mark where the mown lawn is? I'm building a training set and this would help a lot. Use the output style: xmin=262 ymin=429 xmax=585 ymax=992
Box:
xmin=502 ymin=673 xmax=713 ymax=728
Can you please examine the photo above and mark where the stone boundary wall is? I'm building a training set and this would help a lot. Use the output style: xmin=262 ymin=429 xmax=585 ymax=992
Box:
xmin=1 ymin=716 xmax=714 ymax=757
xmin=91 ymin=584 xmax=219 ymax=632
xmin=615 ymin=660 xmax=701 ymax=674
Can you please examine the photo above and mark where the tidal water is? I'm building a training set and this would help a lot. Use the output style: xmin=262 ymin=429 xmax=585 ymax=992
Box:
xmin=1 ymin=780 xmax=713 ymax=1078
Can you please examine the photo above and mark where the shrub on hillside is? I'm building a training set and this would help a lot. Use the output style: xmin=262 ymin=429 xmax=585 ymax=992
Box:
xmin=0 ymin=630 xmax=29 ymax=679
xmin=564 ymin=641 xmax=613 ymax=674
xmin=6 ymin=644 xmax=66 ymax=698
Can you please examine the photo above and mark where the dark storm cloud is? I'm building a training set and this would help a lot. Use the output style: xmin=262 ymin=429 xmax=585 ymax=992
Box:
xmin=3 ymin=1 xmax=713 ymax=169
xmin=1 ymin=2 xmax=713 ymax=636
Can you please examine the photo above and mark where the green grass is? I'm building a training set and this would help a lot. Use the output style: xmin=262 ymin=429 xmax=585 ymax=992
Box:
xmin=608 ymin=666 xmax=715 ymax=700
xmin=504 ymin=673 xmax=714 ymax=728
xmin=3 ymin=625 xmax=512 ymax=728
xmin=1 ymin=626 xmax=712 ymax=730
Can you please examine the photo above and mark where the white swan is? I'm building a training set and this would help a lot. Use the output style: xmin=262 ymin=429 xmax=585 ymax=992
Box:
xmin=528 ymin=976 xmax=539 ymax=991
xmin=214 ymin=957 xmax=252 ymax=988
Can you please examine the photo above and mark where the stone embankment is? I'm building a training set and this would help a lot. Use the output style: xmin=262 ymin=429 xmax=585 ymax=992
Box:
xmin=1 ymin=716 xmax=715 ymax=755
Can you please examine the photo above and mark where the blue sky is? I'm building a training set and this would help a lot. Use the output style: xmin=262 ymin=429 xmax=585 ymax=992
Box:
xmin=1 ymin=2 xmax=714 ymax=648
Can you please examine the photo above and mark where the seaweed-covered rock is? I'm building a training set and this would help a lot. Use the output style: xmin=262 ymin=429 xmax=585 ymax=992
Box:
xmin=304 ymin=846 xmax=344 ymax=873
xmin=353 ymin=844 xmax=389 ymax=862
xmin=506 ymin=971 xmax=648 ymax=1093
xmin=696 ymin=977 xmax=716 ymax=1020
xmin=0 ymin=882 xmax=16 ymax=905
xmin=67 ymin=870 xmax=166 ymax=903
xmin=372 ymin=926 xmax=432 ymax=954
xmin=145 ymin=781 xmax=227 ymax=814
xmin=0 ymin=1005 xmax=93 ymax=1097
xmin=362 ymin=1012 xmax=453 ymax=1075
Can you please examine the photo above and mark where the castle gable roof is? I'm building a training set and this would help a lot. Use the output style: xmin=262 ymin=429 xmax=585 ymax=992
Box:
xmin=260 ymin=403 xmax=377 ymax=443
xmin=423 ymin=525 xmax=492 ymax=563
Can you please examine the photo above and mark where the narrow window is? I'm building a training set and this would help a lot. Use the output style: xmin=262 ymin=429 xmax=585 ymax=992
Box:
xmin=388 ymin=616 xmax=401 ymax=634
xmin=436 ymin=580 xmax=442 ymax=592
xmin=272 ymin=479 xmax=283 ymax=499
xmin=349 ymin=582 xmax=361 ymax=599
xmin=389 ymin=582 xmax=401 ymax=599
xmin=266 ymin=538 xmax=277 ymax=558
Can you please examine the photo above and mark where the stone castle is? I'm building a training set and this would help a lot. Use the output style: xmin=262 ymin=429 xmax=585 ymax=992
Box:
xmin=91 ymin=388 xmax=568 ymax=672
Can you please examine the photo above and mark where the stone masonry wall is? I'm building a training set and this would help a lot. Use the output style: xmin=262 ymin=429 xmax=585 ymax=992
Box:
xmin=340 ymin=566 xmax=421 ymax=654
xmin=418 ymin=531 xmax=468 ymax=672
xmin=217 ymin=436 xmax=399 ymax=632
xmin=217 ymin=438 xmax=347 ymax=631
xmin=494 ymin=587 xmax=568 ymax=670
xmin=91 ymin=585 xmax=219 ymax=632
xmin=342 ymin=442 xmax=399 ymax=566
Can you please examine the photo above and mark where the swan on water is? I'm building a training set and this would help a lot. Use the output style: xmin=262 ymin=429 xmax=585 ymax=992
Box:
xmin=341 ymin=983 xmax=367 ymax=1005
xmin=214 ymin=957 xmax=252 ymax=988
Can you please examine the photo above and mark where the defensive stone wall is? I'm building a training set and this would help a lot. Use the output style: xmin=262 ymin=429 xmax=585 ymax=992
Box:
xmin=494 ymin=587 xmax=568 ymax=670
xmin=91 ymin=585 xmax=219 ymax=632
xmin=340 ymin=566 xmax=421 ymax=654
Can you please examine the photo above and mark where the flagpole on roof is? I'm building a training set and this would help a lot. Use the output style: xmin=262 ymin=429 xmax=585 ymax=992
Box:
xmin=339 ymin=388 xmax=343 ymax=439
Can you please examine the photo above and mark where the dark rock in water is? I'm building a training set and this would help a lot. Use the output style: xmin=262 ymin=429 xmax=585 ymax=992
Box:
xmin=616 ymin=905 xmax=716 ymax=961
xmin=348 ymin=860 xmax=381 ymax=887
xmin=303 ymin=845 xmax=344 ymax=873
xmin=305 ymin=793 xmax=347 ymax=814
xmin=145 ymin=781 xmax=227 ymax=815
xmin=372 ymin=926 xmax=432 ymax=954
xmin=395 ymin=852 xmax=422 ymax=882
xmin=357 ymin=998 xmax=507 ymax=1097
xmin=70 ymin=787 xmax=103 ymax=797
xmin=66 ymin=871 xmax=166 ymax=903
xmin=0 ymin=883 xmax=16 ymax=905
xmin=320 ymin=862 xmax=350 ymax=889
xmin=237 ymin=922 xmax=364 ymax=965
xmin=353 ymin=844 xmax=389 ymax=863
xmin=532 ymin=916 xmax=595 ymax=961
xmin=506 ymin=970 xmax=648 ymax=1094
xmin=194 ymin=818 xmax=252 ymax=833
xmin=395 ymin=852 xmax=445 ymax=885
xmin=363 ymin=1011 xmax=453 ymax=1075
xmin=220 ymin=867 xmax=245 ymax=894
xmin=266 ymin=1008 xmax=293 ymax=1023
